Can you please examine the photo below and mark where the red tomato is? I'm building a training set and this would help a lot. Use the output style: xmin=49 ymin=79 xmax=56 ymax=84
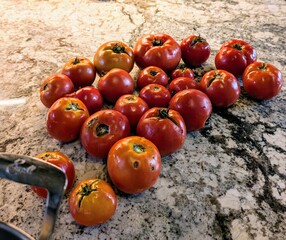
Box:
xmin=93 ymin=41 xmax=134 ymax=75
xmin=168 ymin=77 xmax=199 ymax=96
xmin=40 ymin=73 xmax=74 ymax=108
xmin=136 ymin=108 xmax=186 ymax=156
xmin=114 ymin=94 xmax=149 ymax=130
xmin=136 ymin=66 xmax=168 ymax=90
xmin=170 ymin=64 xmax=195 ymax=80
xmin=31 ymin=151 xmax=75 ymax=198
xmin=97 ymin=68 xmax=135 ymax=104
xmin=107 ymin=136 xmax=161 ymax=194
xmin=68 ymin=179 xmax=117 ymax=226
xmin=69 ymin=86 xmax=103 ymax=114
xmin=169 ymin=89 xmax=212 ymax=131
xmin=46 ymin=97 xmax=89 ymax=142
xmin=139 ymin=84 xmax=171 ymax=108
xmin=180 ymin=35 xmax=211 ymax=67
xmin=242 ymin=62 xmax=284 ymax=100
xmin=134 ymin=33 xmax=181 ymax=72
xmin=61 ymin=56 xmax=96 ymax=88
xmin=199 ymin=70 xmax=241 ymax=107
xmin=80 ymin=109 xmax=131 ymax=159
xmin=215 ymin=39 xmax=257 ymax=77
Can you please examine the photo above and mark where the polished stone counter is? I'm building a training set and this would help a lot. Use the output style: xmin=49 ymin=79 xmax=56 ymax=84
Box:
xmin=0 ymin=0 xmax=285 ymax=239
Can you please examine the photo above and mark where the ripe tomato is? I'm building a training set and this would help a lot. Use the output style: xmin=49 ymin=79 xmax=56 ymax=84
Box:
xmin=68 ymin=179 xmax=117 ymax=226
xmin=46 ymin=97 xmax=89 ymax=142
xmin=136 ymin=108 xmax=186 ymax=156
xmin=242 ymin=62 xmax=284 ymax=100
xmin=68 ymin=86 xmax=103 ymax=114
xmin=31 ymin=151 xmax=75 ymax=198
xmin=97 ymin=68 xmax=135 ymax=104
xmin=80 ymin=109 xmax=131 ymax=159
xmin=93 ymin=41 xmax=134 ymax=75
xmin=168 ymin=77 xmax=199 ymax=96
xmin=107 ymin=136 xmax=161 ymax=194
xmin=114 ymin=94 xmax=149 ymax=130
xmin=61 ymin=56 xmax=96 ymax=89
xmin=170 ymin=64 xmax=195 ymax=80
xmin=134 ymin=33 xmax=181 ymax=72
xmin=169 ymin=89 xmax=212 ymax=131
xmin=139 ymin=84 xmax=171 ymax=108
xmin=180 ymin=35 xmax=211 ymax=67
xmin=40 ymin=73 xmax=74 ymax=108
xmin=136 ymin=66 xmax=168 ymax=90
xmin=215 ymin=39 xmax=257 ymax=77
xmin=199 ymin=70 xmax=241 ymax=107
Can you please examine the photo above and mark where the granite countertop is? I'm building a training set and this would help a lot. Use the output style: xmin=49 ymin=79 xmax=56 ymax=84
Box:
xmin=0 ymin=0 xmax=286 ymax=239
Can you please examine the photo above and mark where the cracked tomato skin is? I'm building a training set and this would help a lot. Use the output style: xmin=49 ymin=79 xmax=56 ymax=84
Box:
xmin=68 ymin=179 xmax=117 ymax=226
xmin=107 ymin=136 xmax=161 ymax=194
xmin=46 ymin=97 xmax=89 ymax=142
xmin=134 ymin=33 xmax=181 ymax=72
xmin=31 ymin=151 xmax=75 ymax=198
xmin=199 ymin=69 xmax=241 ymax=107
xmin=136 ymin=108 xmax=186 ymax=156
xmin=80 ymin=109 xmax=131 ymax=159
xmin=242 ymin=62 xmax=284 ymax=100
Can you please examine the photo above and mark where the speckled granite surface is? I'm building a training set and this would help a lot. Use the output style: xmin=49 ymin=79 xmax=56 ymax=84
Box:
xmin=0 ymin=0 xmax=286 ymax=239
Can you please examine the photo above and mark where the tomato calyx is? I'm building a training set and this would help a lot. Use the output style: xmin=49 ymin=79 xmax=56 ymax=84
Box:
xmin=112 ymin=44 xmax=126 ymax=54
xmin=77 ymin=180 xmax=99 ymax=208
xmin=190 ymin=35 xmax=205 ymax=46
xmin=43 ymin=83 xmax=49 ymax=90
xmin=96 ymin=123 xmax=109 ymax=137
xmin=72 ymin=57 xmax=81 ymax=65
xmin=158 ymin=108 xmax=178 ymax=126
xmin=149 ymin=70 xmax=158 ymax=76
xmin=133 ymin=143 xmax=146 ymax=154
xmin=258 ymin=62 xmax=267 ymax=71
xmin=66 ymin=102 xmax=85 ymax=111
xmin=207 ymin=72 xmax=223 ymax=88
xmin=231 ymin=43 xmax=243 ymax=51
xmin=152 ymin=39 xmax=164 ymax=47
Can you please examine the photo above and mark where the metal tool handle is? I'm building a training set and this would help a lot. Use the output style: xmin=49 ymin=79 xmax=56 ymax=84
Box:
xmin=0 ymin=153 xmax=67 ymax=240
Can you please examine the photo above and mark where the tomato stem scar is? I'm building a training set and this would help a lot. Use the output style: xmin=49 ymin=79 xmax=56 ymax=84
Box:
xmin=96 ymin=123 xmax=109 ymax=137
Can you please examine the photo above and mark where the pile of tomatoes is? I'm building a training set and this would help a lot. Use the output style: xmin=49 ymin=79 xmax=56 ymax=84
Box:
xmin=37 ymin=33 xmax=283 ymax=226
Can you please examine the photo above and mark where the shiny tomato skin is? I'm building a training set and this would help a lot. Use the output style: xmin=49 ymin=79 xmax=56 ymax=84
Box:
xmin=242 ymin=62 xmax=284 ymax=100
xmin=61 ymin=56 xmax=96 ymax=89
xmin=199 ymin=70 xmax=241 ymax=107
xmin=139 ymin=84 xmax=171 ymax=108
xmin=169 ymin=89 xmax=212 ymax=131
xmin=80 ymin=109 xmax=131 ymax=159
xmin=136 ymin=108 xmax=186 ymax=156
xmin=180 ymin=35 xmax=211 ymax=67
xmin=93 ymin=41 xmax=134 ymax=75
xmin=46 ymin=97 xmax=89 ymax=142
xmin=31 ymin=151 xmax=75 ymax=198
xmin=114 ymin=94 xmax=149 ymax=130
xmin=40 ymin=73 xmax=74 ymax=108
xmin=68 ymin=179 xmax=117 ymax=226
xmin=98 ymin=68 xmax=135 ymax=104
xmin=134 ymin=33 xmax=181 ymax=72
xmin=170 ymin=65 xmax=195 ymax=80
xmin=136 ymin=66 xmax=168 ymax=90
xmin=168 ymin=77 xmax=199 ymax=96
xmin=107 ymin=136 xmax=161 ymax=194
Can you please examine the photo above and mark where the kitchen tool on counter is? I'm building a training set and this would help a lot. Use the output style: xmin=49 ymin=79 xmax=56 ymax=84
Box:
xmin=0 ymin=153 xmax=67 ymax=240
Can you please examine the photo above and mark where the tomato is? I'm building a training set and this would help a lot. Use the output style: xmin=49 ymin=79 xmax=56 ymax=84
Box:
xmin=68 ymin=179 xmax=117 ymax=226
xmin=242 ymin=62 xmax=284 ymax=100
xmin=170 ymin=64 xmax=195 ymax=80
xmin=97 ymin=68 xmax=135 ymax=104
xmin=46 ymin=97 xmax=89 ymax=142
xmin=180 ymin=35 xmax=211 ymax=67
xmin=134 ymin=33 xmax=181 ymax=72
xmin=199 ymin=70 xmax=241 ymax=107
xmin=139 ymin=84 xmax=171 ymax=108
xmin=68 ymin=86 xmax=103 ymax=114
xmin=107 ymin=136 xmax=161 ymax=194
xmin=168 ymin=77 xmax=199 ymax=96
xmin=215 ymin=39 xmax=257 ymax=77
xmin=136 ymin=66 xmax=168 ymax=90
xmin=80 ymin=109 xmax=131 ymax=159
xmin=61 ymin=56 xmax=96 ymax=89
xmin=93 ymin=41 xmax=134 ymax=75
xmin=169 ymin=89 xmax=212 ymax=131
xmin=40 ymin=73 xmax=74 ymax=108
xmin=114 ymin=94 xmax=149 ymax=130
xmin=136 ymin=108 xmax=186 ymax=156
xmin=31 ymin=151 xmax=75 ymax=198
